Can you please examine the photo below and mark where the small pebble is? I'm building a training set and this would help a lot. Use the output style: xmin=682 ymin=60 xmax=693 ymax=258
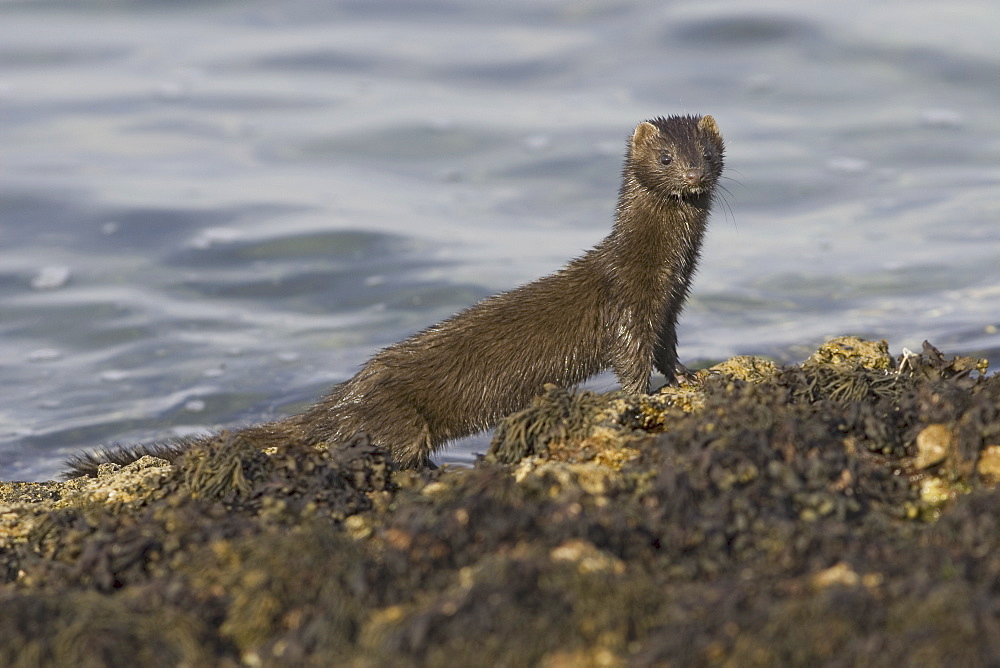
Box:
xmin=977 ymin=445 xmax=1000 ymax=484
xmin=913 ymin=423 xmax=953 ymax=470
xmin=811 ymin=562 xmax=860 ymax=589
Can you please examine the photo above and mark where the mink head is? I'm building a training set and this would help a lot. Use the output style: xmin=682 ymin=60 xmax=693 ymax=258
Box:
xmin=627 ymin=115 xmax=725 ymax=199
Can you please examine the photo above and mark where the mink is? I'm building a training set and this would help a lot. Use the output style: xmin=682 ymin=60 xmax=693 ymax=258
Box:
xmin=65 ymin=114 xmax=724 ymax=475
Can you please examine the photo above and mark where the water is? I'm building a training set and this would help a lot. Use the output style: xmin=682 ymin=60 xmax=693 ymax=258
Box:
xmin=2 ymin=0 xmax=998 ymax=481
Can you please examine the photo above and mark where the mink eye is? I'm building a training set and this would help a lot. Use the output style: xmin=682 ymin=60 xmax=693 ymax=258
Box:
xmin=658 ymin=153 xmax=672 ymax=166
xmin=702 ymin=148 xmax=714 ymax=160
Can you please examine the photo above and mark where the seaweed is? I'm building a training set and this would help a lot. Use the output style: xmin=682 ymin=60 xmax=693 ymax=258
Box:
xmin=2 ymin=337 xmax=1000 ymax=665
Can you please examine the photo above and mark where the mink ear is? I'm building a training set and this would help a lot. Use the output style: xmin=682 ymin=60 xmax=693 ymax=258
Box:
xmin=698 ymin=115 xmax=720 ymax=137
xmin=631 ymin=121 xmax=659 ymax=148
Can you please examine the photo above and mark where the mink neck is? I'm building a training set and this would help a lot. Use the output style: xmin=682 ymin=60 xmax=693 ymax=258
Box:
xmin=603 ymin=178 xmax=711 ymax=270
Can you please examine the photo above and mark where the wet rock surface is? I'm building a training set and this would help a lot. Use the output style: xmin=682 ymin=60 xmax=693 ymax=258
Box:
xmin=2 ymin=337 xmax=999 ymax=666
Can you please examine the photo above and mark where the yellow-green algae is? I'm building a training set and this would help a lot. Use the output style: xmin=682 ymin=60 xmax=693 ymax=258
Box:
xmin=1 ymin=337 xmax=999 ymax=666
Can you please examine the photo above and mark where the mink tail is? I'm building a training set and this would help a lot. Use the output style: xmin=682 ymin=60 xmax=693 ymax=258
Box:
xmin=62 ymin=439 xmax=195 ymax=479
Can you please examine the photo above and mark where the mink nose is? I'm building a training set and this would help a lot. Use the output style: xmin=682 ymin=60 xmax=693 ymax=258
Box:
xmin=684 ymin=168 xmax=704 ymax=186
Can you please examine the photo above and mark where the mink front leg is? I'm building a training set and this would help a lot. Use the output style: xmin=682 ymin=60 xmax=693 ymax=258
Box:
xmin=610 ymin=332 xmax=653 ymax=395
xmin=653 ymin=316 xmax=680 ymax=384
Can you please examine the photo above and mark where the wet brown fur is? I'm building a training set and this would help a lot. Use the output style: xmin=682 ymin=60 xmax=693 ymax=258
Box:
xmin=66 ymin=115 xmax=724 ymax=474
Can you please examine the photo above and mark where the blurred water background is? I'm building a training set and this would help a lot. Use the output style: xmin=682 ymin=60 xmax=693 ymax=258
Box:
xmin=2 ymin=0 xmax=998 ymax=480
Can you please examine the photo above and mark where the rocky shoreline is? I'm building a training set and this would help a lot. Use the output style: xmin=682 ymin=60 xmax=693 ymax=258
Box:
xmin=2 ymin=336 xmax=998 ymax=666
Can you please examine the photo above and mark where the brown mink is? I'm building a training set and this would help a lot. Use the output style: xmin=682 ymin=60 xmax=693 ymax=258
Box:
xmin=65 ymin=114 xmax=725 ymax=475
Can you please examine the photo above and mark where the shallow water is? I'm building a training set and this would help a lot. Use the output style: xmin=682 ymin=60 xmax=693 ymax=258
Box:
xmin=2 ymin=0 xmax=998 ymax=481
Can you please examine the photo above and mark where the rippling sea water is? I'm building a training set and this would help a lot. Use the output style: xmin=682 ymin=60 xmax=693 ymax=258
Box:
xmin=2 ymin=0 xmax=998 ymax=480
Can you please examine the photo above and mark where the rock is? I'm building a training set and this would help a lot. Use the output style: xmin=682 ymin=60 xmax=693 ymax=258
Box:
xmin=977 ymin=445 xmax=1000 ymax=484
xmin=1 ymin=337 xmax=999 ymax=665
xmin=913 ymin=424 xmax=954 ymax=470
xmin=804 ymin=336 xmax=893 ymax=371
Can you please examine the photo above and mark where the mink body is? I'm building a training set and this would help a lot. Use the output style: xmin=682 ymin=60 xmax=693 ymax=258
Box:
xmin=66 ymin=114 xmax=724 ymax=474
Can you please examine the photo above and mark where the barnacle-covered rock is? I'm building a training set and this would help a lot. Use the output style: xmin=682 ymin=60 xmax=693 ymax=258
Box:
xmin=1 ymin=337 xmax=999 ymax=665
